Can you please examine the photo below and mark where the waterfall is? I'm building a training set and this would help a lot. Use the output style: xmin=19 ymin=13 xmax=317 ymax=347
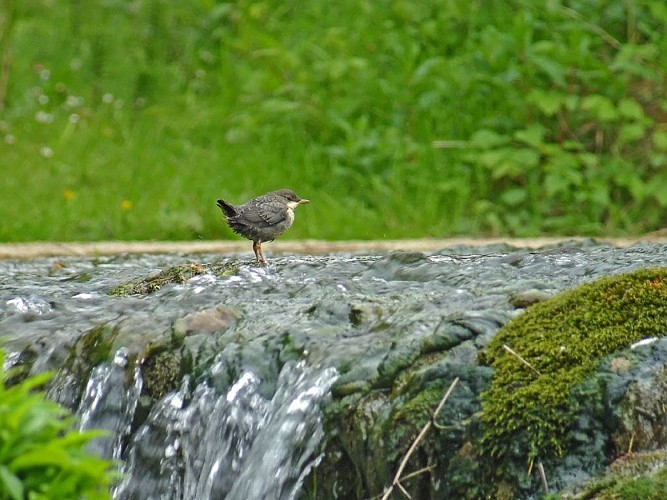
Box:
xmin=107 ymin=360 xmax=337 ymax=500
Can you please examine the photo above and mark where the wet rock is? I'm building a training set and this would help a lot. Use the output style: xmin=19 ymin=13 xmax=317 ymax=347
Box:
xmin=141 ymin=349 xmax=186 ymax=399
xmin=480 ymin=267 xmax=667 ymax=497
xmin=109 ymin=261 xmax=238 ymax=296
xmin=310 ymin=266 xmax=667 ymax=500
xmin=5 ymin=296 xmax=54 ymax=320
xmin=173 ymin=306 xmax=238 ymax=335
xmin=509 ymin=289 xmax=553 ymax=308
xmin=375 ymin=338 xmax=422 ymax=389
xmin=365 ymin=251 xmax=444 ymax=282
xmin=2 ymin=246 xmax=667 ymax=499
xmin=421 ymin=321 xmax=474 ymax=353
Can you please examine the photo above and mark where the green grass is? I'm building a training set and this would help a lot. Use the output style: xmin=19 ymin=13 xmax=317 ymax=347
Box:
xmin=1 ymin=0 xmax=666 ymax=241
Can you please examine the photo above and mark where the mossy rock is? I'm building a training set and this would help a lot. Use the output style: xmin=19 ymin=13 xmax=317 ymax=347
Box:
xmin=480 ymin=267 xmax=667 ymax=493
xmin=67 ymin=324 xmax=119 ymax=378
xmin=569 ymin=450 xmax=667 ymax=499
xmin=140 ymin=340 xmax=193 ymax=400
xmin=109 ymin=261 xmax=239 ymax=296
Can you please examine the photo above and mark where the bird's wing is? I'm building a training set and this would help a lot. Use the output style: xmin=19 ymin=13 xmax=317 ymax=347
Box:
xmin=237 ymin=198 xmax=288 ymax=227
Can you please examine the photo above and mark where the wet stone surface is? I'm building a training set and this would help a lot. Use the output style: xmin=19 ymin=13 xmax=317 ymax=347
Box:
xmin=0 ymin=240 xmax=666 ymax=499
xmin=2 ymin=242 xmax=662 ymax=377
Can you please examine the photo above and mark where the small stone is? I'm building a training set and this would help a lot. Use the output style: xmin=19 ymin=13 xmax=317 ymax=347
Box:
xmin=509 ymin=289 xmax=553 ymax=309
xmin=175 ymin=306 xmax=237 ymax=335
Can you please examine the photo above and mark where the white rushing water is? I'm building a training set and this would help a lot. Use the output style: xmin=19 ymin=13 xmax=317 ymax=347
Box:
xmin=78 ymin=348 xmax=143 ymax=461
xmin=110 ymin=360 xmax=337 ymax=500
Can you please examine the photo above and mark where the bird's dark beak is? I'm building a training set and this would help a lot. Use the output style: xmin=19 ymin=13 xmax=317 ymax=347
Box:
xmin=298 ymin=199 xmax=310 ymax=205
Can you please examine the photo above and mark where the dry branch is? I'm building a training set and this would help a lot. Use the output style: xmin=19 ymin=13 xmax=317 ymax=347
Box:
xmin=380 ymin=377 xmax=460 ymax=500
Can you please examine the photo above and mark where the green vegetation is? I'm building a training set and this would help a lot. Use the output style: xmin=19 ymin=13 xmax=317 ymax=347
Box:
xmin=1 ymin=0 xmax=666 ymax=241
xmin=561 ymin=450 xmax=667 ymax=499
xmin=480 ymin=268 xmax=667 ymax=487
xmin=0 ymin=350 xmax=116 ymax=499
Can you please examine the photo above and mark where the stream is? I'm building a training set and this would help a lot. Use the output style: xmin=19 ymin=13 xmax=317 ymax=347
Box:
xmin=1 ymin=241 xmax=665 ymax=499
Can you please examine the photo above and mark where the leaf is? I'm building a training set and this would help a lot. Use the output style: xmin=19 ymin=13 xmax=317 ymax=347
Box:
xmin=646 ymin=175 xmax=667 ymax=207
xmin=500 ymin=188 xmax=527 ymax=206
xmin=652 ymin=130 xmax=667 ymax=151
xmin=529 ymin=53 xmax=567 ymax=86
xmin=618 ymin=123 xmax=646 ymax=145
xmin=544 ymin=172 xmax=571 ymax=197
xmin=10 ymin=445 xmax=74 ymax=471
xmin=469 ymin=129 xmax=510 ymax=149
xmin=514 ymin=125 xmax=545 ymax=149
xmin=617 ymin=98 xmax=645 ymax=121
xmin=527 ymin=89 xmax=564 ymax=116
xmin=581 ymin=95 xmax=619 ymax=122
xmin=0 ymin=465 xmax=23 ymax=500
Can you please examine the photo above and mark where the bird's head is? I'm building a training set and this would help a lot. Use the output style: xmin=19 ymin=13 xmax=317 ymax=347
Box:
xmin=275 ymin=189 xmax=310 ymax=209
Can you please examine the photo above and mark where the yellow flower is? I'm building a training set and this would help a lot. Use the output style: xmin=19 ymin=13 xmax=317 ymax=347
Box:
xmin=121 ymin=199 xmax=133 ymax=211
xmin=63 ymin=188 xmax=75 ymax=201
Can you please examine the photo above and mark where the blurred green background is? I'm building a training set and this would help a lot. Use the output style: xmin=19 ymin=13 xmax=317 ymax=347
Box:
xmin=1 ymin=0 xmax=665 ymax=242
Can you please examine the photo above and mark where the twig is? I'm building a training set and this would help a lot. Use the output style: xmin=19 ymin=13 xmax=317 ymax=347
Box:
xmin=380 ymin=377 xmax=460 ymax=500
xmin=396 ymin=481 xmax=411 ymax=498
xmin=627 ymin=432 xmax=635 ymax=455
xmin=431 ymin=140 xmax=468 ymax=149
xmin=502 ymin=344 xmax=541 ymax=376
xmin=537 ymin=461 xmax=549 ymax=494
xmin=399 ymin=465 xmax=436 ymax=482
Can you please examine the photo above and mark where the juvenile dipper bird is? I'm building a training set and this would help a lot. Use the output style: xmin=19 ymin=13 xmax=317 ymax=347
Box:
xmin=216 ymin=189 xmax=310 ymax=264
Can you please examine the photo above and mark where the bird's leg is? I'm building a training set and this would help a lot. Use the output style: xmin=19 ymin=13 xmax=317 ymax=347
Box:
xmin=258 ymin=243 xmax=267 ymax=265
xmin=253 ymin=241 xmax=267 ymax=265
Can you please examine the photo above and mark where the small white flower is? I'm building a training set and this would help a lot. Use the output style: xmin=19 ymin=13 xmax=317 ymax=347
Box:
xmin=5 ymin=134 xmax=16 ymax=145
xmin=102 ymin=93 xmax=114 ymax=104
xmin=39 ymin=69 xmax=51 ymax=80
xmin=66 ymin=95 xmax=82 ymax=108
xmin=40 ymin=146 xmax=54 ymax=158
xmin=69 ymin=113 xmax=80 ymax=124
xmin=38 ymin=94 xmax=49 ymax=105
xmin=35 ymin=111 xmax=53 ymax=123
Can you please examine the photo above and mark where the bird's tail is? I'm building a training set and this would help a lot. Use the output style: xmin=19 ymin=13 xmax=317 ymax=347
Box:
xmin=216 ymin=199 xmax=238 ymax=217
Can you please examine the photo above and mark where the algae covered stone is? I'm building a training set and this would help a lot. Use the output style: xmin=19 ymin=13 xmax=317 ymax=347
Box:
xmin=480 ymin=267 xmax=667 ymax=487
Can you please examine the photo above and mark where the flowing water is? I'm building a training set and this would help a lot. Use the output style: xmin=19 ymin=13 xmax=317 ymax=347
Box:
xmin=0 ymin=242 xmax=665 ymax=498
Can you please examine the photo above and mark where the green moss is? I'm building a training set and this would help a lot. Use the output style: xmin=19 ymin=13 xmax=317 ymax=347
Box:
xmin=480 ymin=268 xmax=667 ymax=468
xmin=141 ymin=348 xmax=183 ymax=399
xmin=391 ymin=379 xmax=446 ymax=428
xmin=391 ymin=350 xmax=448 ymax=398
xmin=108 ymin=261 xmax=239 ymax=296
xmin=72 ymin=325 xmax=118 ymax=372
xmin=614 ymin=474 xmax=667 ymax=500
xmin=572 ymin=450 xmax=667 ymax=499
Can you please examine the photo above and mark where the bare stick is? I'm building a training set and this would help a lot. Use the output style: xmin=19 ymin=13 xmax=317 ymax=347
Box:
xmin=537 ymin=461 xmax=549 ymax=494
xmin=400 ymin=465 xmax=436 ymax=482
xmin=381 ymin=377 xmax=460 ymax=500
xmin=396 ymin=481 xmax=411 ymax=498
xmin=627 ymin=432 xmax=635 ymax=455
xmin=431 ymin=140 xmax=468 ymax=149
xmin=502 ymin=344 xmax=541 ymax=376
